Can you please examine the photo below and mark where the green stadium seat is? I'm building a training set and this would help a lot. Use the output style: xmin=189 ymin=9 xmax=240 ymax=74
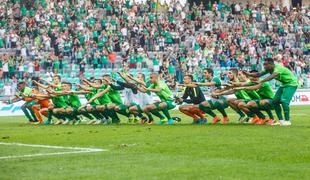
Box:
xmin=129 ymin=69 xmax=137 ymax=75
xmin=85 ymin=73 xmax=91 ymax=79
xmin=95 ymin=72 xmax=101 ymax=77
xmin=24 ymin=65 xmax=28 ymax=71
xmin=67 ymin=77 xmax=73 ymax=83
xmin=73 ymin=78 xmax=80 ymax=84
xmin=142 ymin=68 xmax=148 ymax=74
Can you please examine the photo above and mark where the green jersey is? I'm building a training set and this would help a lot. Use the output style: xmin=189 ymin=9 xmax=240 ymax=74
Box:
xmin=149 ymin=81 xmax=173 ymax=101
xmin=145 ymin=81 xmax=152 ymax=95
xmin=244 ymin=81 xmax=261 ymax=100
xmin=64 ymin=94 xmax=81 ymax=108
xmin=235 ymin=90 xmax=251 ymax=101
xmin=107 ymin=86 xmax=123 ymax=105
xmin=211 ymin=77 xmax=222 ymax=89
xmin=18 ymin=87 xmax=33 ymax=97
xmin=265 ymin=64 xmax=299 ymax=87
xmin=97 ymin=85 xmax=112 ymax=105
xmin=249 ymin=82 xmax=274 ymax=99
xmin=203 ymin=76 xmax=221 ymax=92
xmin=17 ymin=87 xmax=32 ymax=101
xmin=52 ymin=95 xmax=67 ymax=108
xmin=231 ymin=80 xmax=251 ymax=101
xmin=85 ymin=87 xmax=100 ymax=105
xmin=52 ymin=83 xmax=67 ymax=108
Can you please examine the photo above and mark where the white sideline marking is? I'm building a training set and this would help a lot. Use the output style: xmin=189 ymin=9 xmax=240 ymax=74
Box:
xmin=226 ymin=113 xmax=305 ymax=116
xmin=0 ymin=142 xmax=107 ymax=159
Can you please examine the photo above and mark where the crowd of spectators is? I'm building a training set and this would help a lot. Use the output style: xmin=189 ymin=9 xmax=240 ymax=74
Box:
xmin=0 ymin=0 xmax=309 ymax=96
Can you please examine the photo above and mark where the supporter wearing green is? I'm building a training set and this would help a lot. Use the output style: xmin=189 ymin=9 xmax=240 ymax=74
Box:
xmin=244 ymin=58 xmax=298 ymax=125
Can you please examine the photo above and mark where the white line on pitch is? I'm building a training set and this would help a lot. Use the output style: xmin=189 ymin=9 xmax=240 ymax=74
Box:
xmin=226 ymin=113 xmax=306 ymax=116
xmin=0 ymin=142 xmax=108 ymax=159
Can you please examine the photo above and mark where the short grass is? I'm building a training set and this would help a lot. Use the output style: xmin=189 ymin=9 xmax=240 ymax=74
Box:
xmin=0 ymin=106 xmax=310 ymax=180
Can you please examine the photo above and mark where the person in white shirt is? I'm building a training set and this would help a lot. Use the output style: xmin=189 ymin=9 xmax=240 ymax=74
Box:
xmin=3 ymin=83 xmax=11 ymax=96
xmin=2 ymin=59 xmax=9 ymax=80
xmin=28 ymin=61 xmax=34 ymax=77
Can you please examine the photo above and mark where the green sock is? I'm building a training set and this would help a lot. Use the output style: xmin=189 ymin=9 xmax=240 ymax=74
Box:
xmin=82 ymin=112 xmax=94 ymax=120
xmin=245 ymin=111 xmax=255 ymax=118
xmin=274 ymin=104 xmax=283 ymax=120
xmin=235 ymin=109 xmax=245 ymax=117
xmin=213 ymin=102 xmax=228 ymax=117
xmin=102 ymin=110 xmax=111 ymax=120
xmin=107 ymin=110 xmax=120 ymax=123
xmin=117 ymin=109 xmax=130 ymax=118
xmin=137 ymin=108 xmax=144 ymax=118
xmin=161 ymin=108 xmax=172 ymax=120
xmin=265 ymin=109 xmax=274 ymax=119
xmin=22 ymin=106 xmax=33 ymax=121
xmin=261 ymin=103 xmax=274 ymax=119
xmin=91 ymin=112 xmax=104 ymax=119
xmin=47 ymin=110 xmax=53 ymax=122
xmin=117 ymin=105 xmax=130 ymax=118
xmin=145 ymin=112 xmax=154 ymax=121
xmin=29 ymin=108 xmax=38 ymax=121
xmin=282 ymin=102 xmax=290 ymax=121
xmin=199 ymin=104 xmax=216 ymax=117
xmin=216 ymin=107 xmax=228 ymax=117
xmin=150 ymin=109 xmax=165 ymax=119
xmin=57 ymin=114 xmax=66 ymax=120
xmin=256 ymin=111 xmax=266 ymax=119
xmin=247 ymin=108 xmax=266 ymax=119
xmin=64 ymin=114 xmax=74 ymax=121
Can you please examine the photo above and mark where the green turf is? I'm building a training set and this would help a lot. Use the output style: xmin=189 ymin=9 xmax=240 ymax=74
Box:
xmin=0 ymin=106 xmax=310 ymax=179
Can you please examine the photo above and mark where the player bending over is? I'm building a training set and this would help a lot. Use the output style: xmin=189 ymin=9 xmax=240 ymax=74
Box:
xmin=177 ymin=74 xmax=207 ymax=124
xmin=138 ymin=73 xmax=178 ymax=125
xmin=243 ymin=58 xmax=298 ymax=126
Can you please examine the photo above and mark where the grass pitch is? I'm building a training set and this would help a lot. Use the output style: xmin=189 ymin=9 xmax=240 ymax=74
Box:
xmin=0 ymin=106 xmax=309 ymax=179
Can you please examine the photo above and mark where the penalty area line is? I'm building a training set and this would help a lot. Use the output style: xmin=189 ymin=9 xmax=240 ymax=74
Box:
xmin=0 ymin=142 xmax=108 ymax=159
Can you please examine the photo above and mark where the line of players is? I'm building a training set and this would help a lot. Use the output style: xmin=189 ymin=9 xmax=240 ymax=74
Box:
xmin=7 ymin=58 xmax=298 ymax=126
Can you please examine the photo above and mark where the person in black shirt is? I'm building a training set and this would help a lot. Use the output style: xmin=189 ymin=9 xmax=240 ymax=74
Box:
xmin=177 ymin=75 xmax=207 ymax=124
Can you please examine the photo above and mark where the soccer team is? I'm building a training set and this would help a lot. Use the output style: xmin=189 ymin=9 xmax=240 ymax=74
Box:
xmin=6 ymin=58 xmax=298 ymax=126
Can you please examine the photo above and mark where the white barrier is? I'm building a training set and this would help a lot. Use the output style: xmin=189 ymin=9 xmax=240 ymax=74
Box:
xmin=0 ymin=91 xmax=309 ymax=117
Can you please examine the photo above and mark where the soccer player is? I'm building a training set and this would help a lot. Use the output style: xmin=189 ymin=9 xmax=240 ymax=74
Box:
xmin=243 ymin=58 xmax=299 ymax=126
xmin=109 ymin=72 xmax=142 ymax=123
xmin=193 ymin=68 xmax=229 ymax=124
xmin=30 ymin=85 xmax=50 ymax=123
xmin=82 ymin=78 xmax=120 ymax=124
xmin=215 ymin=68 xmax=252 ymax=123
xmin=32 ymin=75 xmax=70 ymax=125
xmin=138 ymin=73 xmax=177 ymax=124
xmin=83 ymin=75 xmax=130 ymax=124
xmin=233 ymin=70 xmax=275 ymax=125
xmin=233 ymin=70 xmax=262 ymax=123
xmin=5 ymin=81 xmax=39 ymax=123
xmin=75 ymin=81 xmax=107 ymax=124
xmin=177 ymin=74 xmax=207 ymax=124
xmin=117 ymin=72 xmax=153 ymax=124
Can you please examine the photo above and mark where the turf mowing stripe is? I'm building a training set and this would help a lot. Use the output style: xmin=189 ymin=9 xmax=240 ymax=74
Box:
xmin=0 ymin=142 xmax=108 ymax=159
